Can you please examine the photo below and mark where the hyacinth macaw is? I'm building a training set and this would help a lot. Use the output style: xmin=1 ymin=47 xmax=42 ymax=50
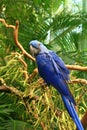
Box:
xmin=29 ymin=40 xmax=84 ymax=130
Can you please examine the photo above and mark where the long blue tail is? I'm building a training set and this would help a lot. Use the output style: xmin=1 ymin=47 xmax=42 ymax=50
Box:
xmin=62 ymin=95 xmax=84 ymax=130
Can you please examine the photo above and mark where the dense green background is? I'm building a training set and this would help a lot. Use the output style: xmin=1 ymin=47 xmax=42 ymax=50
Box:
xmin=0 ymin=0 xmax=87 ymax=130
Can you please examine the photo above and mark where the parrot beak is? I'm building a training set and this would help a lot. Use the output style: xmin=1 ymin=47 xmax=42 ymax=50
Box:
xmin=30 ymin=45 xmax=35 ymax=57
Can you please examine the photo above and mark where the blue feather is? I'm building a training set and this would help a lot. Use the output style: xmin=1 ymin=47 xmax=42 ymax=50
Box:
xmin=49 ymin=51 xmax=69 ymax=80
xmin=62 ymin=96 xmax=84 ymax=130
xmin=36 ymin=52 xmax=76 ymax=105
xmin=29 ymin=40 xmax=84 ymax=130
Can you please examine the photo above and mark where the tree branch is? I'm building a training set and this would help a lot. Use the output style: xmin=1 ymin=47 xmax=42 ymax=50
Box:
xmin=66 ymin=65 xmax=87 ymax=71
xmin=0 ymin=18 xmax=35 ymax=62
xmin=0 ymin=85 xmax=23 ymax=97
xmin=13 ymin=20 xmax=35 ymax=62
xmin=81 ymin=111 xmax=87 ymax=129
xmin=0 ymin=18 xmax=15 ymax=29
xmin=69 ymin=78 xmax=87 ymax=85
xmin=76 ymin=110 xmax=87 ymax=130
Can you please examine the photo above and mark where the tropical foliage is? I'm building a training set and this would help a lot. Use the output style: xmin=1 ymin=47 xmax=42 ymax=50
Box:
xmin=0 ymin=0 xmax=87 ymax=130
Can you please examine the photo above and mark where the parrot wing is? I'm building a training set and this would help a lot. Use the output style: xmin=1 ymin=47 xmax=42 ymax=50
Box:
xmin=36 ymin=52 xmax=75 ymax=105
xmin=49 ymin=51 xmax=69 ymax=81
xmin=48 ymin=51 xmax=76 ymax=104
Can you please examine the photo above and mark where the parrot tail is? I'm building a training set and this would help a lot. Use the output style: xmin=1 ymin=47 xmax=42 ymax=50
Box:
xmin=62 ymin=95 xmax=84 ymax=130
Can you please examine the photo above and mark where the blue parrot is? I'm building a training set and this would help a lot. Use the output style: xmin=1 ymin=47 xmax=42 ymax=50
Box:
xmin=29 ymin=40 xmax=84 ymax=130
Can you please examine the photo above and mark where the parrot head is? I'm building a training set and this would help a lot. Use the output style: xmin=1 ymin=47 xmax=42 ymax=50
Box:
xmin=29 ymin=40 xmax=48 ymax=57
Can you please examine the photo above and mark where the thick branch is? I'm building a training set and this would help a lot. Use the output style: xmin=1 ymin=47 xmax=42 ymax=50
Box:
xmin=76 ymin=110 xmax=87 ymax=130
xmin=29 ymin=68 xmax=38 ymax=79
xmin=13 ymin=20 xmax=35 ymax=62
xmin=0 ymin=85 xmax=23 ymax=98
xmin=0 ymin=18 xmax=35 ymax=62
xmin=66 ymin=65 xmax=87 ymax=71
xmin=81 ymin=111 xmax=87 ymax=129
xmin=69 ymin=78 xmax=87 ymax=85
xmin=0 ymin=85 xmax=10 ymax=92
xmin=0 ymin=18 xmax=15 ymax=29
